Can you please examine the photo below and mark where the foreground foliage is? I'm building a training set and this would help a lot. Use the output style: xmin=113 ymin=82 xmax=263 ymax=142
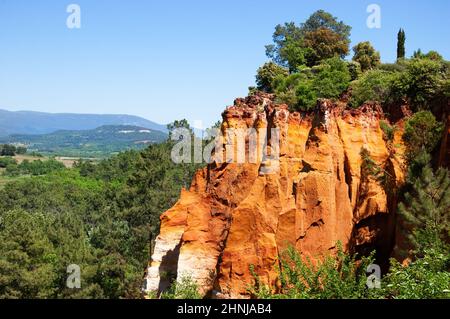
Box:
xmin=251 ymin=241 xmax=449 ymax=299
xmin=251 ymin=244 xmax=376 ymax=299
xmin=380 ymin=247 xmax=450 ymax=299
xmin=159 ymin=276 xmax=202 ymax=299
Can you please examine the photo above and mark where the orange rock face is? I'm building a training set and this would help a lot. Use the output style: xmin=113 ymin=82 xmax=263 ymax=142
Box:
xmin=145 ymin=93 xmax=406 ymax=298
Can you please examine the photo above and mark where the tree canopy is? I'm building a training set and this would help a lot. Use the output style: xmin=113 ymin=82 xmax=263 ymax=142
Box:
xmin=352 ymin=41 xmax=381 ymax=72
xmin=265 ymin=10 xmax=351 ymax=70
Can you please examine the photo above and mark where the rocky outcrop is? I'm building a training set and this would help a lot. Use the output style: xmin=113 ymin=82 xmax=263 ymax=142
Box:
xmin=145 ymin=93 xmax=406 ymax=298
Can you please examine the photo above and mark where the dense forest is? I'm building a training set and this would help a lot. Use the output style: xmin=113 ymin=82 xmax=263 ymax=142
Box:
xmin=0 ymin=123 xmax=201 ymax=298
xmin=0 ymin=10 xmax=449 ymax=299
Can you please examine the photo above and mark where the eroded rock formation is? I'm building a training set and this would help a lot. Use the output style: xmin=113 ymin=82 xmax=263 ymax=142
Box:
xmin=145 ymin=93 xmax=407 ymax=298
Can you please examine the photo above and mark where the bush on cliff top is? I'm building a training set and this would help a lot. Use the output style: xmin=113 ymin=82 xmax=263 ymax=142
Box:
xmin=349 ymin=56 xmax=449 ymax=111
xmin=393 ymin=58 xmax=448 ymax=111
xmin=258 ymin=11 xmax=450 ymax=113
xmin=350 ymin=69 xmax=398 ymax=107
xmin=255 ymin=62 xmax=289 ymax=93
xmin=273 ymin=57 xmax=351 ymax=111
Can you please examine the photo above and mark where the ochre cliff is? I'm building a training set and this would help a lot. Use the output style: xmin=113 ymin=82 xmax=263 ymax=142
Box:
xmin=145 ymin=93 xmax=407 ymax=298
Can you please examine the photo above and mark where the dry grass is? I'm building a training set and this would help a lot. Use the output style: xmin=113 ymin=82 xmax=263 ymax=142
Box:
xmin=54 ymin=157 xmax=78 ymax=168
xmin=13 ymin=154 xmax=43 ymax=164
xmin=2 ymin=154 xmax=76 ymax=168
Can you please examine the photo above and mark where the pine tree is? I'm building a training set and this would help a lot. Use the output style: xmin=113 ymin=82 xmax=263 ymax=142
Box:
xmin=397 ymin=29 xmax=406 ymax=60
xmin=398 ymin=159 xmax=450 ymax=254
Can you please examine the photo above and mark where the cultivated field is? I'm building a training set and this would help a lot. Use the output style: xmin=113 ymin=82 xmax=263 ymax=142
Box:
xmin=0 ymin=155 xmax=92 ymax=188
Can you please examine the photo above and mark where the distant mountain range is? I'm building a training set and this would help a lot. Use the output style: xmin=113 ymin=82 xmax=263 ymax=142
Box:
xmin=0 ymin=125 xmax=168 ymax=157
xmin=0 ymin=109 xmax=168 ymax=137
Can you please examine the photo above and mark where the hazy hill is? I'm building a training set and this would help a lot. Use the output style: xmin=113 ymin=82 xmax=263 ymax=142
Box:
xmin=0 ymin=109 xmax=167 ymax=137
xmin=1 ymin=125 xmax=168 ymax=157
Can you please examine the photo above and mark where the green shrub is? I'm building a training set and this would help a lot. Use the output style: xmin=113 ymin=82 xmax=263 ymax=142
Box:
xmin=0 ymin=157 xmax=17 ymax=168
xmin=255 ymin=62 xmax=289 ymax=93
xmin=251 ymin=243 xmax=376 ymax=299
xmin=312 ymin=57 xmax=351 ymax=99
xmin=413 ymin=50 xmax=445 ymax=62
xmin=380 ymin=121 xmax=396 ymax=142
xmin=274 ymin=57 xmax=350 ymax=111
xmin=403 ymin=111 xmax=444 ymax=163
xmin=274 ymin=72 xmax=317 ymax=111
xmin=4 ymin=164 xmax=20 ymax=177
xmin=347 ymin=61 xmax=362 ymax=81
xmin=0 ymin=144 xmax=16 ymax=156
xmin=28 ymin=152 xmax=44 ymax=158
xmin=443 ymin=79 xmax=450 ymax=98
xmin=6 ymin=159 xmax=66 ymax=176
xmin=350 ymin=70 xmax=398 ymax=107
xmin=395 ymin=58 xmax=447 ymax=111
xmin=160 ymin=275 xmax=202 ymax=299
xmin=352 ymin=58 xmax=449 ymax=111
xmin=380 ymin=247 xmax=450 ymax=299
xmin=378 ymin=62 xmax=407 ymax=73
xmin=15 ymin=147 xmax=27 ymax=155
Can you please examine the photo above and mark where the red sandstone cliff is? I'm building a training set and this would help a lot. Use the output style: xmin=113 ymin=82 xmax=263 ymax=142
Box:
xmin=145 ymin=93 xmax=408 ymax=298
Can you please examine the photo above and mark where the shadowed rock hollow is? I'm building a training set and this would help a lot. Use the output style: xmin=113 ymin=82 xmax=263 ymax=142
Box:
xmin=145 ymin=92 xmax=408 ymax=298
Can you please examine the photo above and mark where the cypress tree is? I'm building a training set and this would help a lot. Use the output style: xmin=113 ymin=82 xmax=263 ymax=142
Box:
xmin=397 ymin=28 xmax=406 ymax=60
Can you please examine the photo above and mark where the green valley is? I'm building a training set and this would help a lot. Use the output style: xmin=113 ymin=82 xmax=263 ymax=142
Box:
xmin=0 ymin=125 xmax=168 ymax=158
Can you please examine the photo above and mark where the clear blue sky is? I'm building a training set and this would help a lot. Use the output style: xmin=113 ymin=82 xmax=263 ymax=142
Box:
xmin=1 ymin=0 xmax=449 ymax=128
